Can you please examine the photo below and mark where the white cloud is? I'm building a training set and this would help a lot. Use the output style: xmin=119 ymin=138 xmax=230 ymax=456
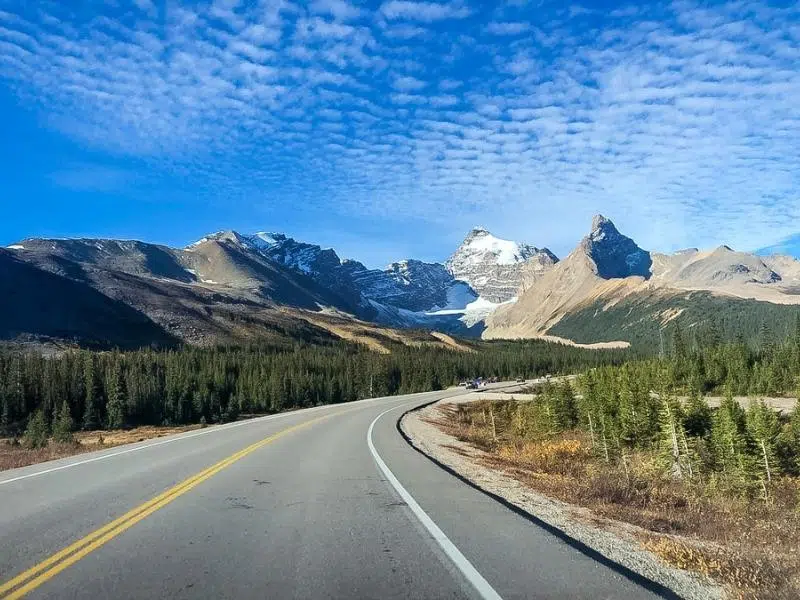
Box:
xmin=429 ymin=94 xmax=459 ymax=107
xmin=485 ymin=21 xmax=529 ymax=35
xmin=309 ymin=0 xmax=362 ymax=21
xmin=381 ymin=24 xmax=428 ymax=39
xmin=391 ymin=74 xmax=427 ymax=91
xmin=132 ymin=0 xmax=157 ymax=16
xmin=438 ymin=78 xmax=462 ymax=90
xmin=379 ymin=1 xmax=471 ymax=22
xmin=49 ymin=163 xmax=137 ymax=192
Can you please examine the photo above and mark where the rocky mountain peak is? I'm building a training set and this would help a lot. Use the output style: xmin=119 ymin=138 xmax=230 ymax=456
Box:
xmin=580 ymin=215 xmax=652 ymax=279
xmin=591 ymin=214 xmax=612 ymax=232
xmin=446 ymin=227 xmax=556 ymax=303
xmin=464 ymin=226 xmax=490 ymax=239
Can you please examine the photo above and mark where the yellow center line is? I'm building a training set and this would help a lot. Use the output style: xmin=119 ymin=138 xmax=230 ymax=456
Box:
xmin=0 ymin=410 xmax=338 ymax=599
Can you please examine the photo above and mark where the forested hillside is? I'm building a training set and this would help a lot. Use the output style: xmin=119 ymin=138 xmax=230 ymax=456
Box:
xmin=0 ymin=340 xmax=631 ymax=439
xmin=548 ymin=290 xmax=800 ymax=352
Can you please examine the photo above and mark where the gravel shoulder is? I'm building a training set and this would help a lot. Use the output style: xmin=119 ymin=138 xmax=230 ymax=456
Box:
xmin=401 ymin=395 xmax=725 ymax=600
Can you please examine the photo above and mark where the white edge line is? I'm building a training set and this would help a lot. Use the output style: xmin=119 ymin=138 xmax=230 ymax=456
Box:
xmin=0 ymin=390 xmax=444 ymax=486
xmin=367 ymin=404 xmax=504 ymax=600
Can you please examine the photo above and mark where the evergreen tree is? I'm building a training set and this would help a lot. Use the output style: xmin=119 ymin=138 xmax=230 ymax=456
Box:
xmin=683 ymin=388 xmax=712 ymax=438
xmin=52 ymin=400 xmax=75 ymax=443
xmin=551 ymin=381 xmax=578 ymax=430
xmin=657 ymin=384 xmax=693 ymax=479
xmin=106 ymin=359 xmax=126 ymax=429
xmin=711 ymin=391 xmax=751 ymax=490
xmin=24 ymin=409 xmax=49 ymax=449
xmin=746 ymin=400 xmax=781 ymax=500
xmin=0 ymin=390 xmax=10 ymax=432
xmin=82 ymin=353 xmax=100 ymax=431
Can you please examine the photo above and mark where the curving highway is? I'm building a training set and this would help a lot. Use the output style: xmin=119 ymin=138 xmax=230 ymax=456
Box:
xmin=0 ymin=389 xmax=672 ymax=599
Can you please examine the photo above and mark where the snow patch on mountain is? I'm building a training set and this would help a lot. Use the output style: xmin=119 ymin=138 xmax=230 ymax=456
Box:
xmin=432 ymin=281 xmax=478 ymax=311
xmin=446 ymin=228 xmax=558 ymax=303
xmin=459 ymin=228 xmax=531 ymax=266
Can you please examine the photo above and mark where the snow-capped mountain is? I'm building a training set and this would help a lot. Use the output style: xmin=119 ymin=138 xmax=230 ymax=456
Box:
xmin=189 ymin=232 xmax=479 ymax=321
xmin=446 ymin=227 xmax=558 ymax=303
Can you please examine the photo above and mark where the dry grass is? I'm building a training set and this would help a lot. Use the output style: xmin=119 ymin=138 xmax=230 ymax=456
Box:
xmin=429 ymin=332 xmax=475 ymax=352
xmin=0 ymin=424 xmax=200 ymax=472
xmin=434 ymin=400 xmax=800 ymax=600
xmin=295 ymin=310 xmax=477 ymax=354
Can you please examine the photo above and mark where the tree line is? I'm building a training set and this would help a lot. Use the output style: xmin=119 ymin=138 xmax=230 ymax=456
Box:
xmin=0 ymin=339 xmax=631 ymax=442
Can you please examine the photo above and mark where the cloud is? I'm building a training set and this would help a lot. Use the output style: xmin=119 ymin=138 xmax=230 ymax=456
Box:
xmin=132 ymin=0 xmax=157 ymax=16
xmin=438 ymin=78 xmax=462 ymax=90
xmin=379 ymin=1 xmax=471 ymax=22
xmin=309 ymin=0 xmax=362 ymax=21
xmin=485 ymin=22 xmax=529 ymax=35
xmin=391 ymin=74 xmax=427 ymax=91
xmin=0 ymin=0 xmax=798 ymax=259
xmin=381 ymin=24 xmax=428 ymax=39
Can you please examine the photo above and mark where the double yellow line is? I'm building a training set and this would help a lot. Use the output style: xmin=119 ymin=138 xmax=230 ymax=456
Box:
xmin=0 ymin=414 xmax=329 ymax=599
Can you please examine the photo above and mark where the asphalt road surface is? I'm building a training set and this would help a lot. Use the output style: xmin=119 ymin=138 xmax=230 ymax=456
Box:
xmin=0 ymin=388 xmax=673 ymax=600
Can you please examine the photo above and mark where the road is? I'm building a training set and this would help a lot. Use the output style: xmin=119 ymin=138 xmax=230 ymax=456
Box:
xmin=0 ymin=388 xmax=673 ymax=600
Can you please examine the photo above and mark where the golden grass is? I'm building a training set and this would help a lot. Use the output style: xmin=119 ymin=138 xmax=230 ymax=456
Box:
xmin=429 ymin=332 xmax=475 ymax=352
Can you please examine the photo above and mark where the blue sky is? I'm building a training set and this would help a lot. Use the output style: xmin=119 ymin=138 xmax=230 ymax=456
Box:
xmin=1 ymin=0 xmax=798 ymax=268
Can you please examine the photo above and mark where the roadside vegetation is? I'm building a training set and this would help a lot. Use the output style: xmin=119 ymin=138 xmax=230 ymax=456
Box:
xmin=0 ymin=424 xmax=202 ymax=471
xmin=437 ymin=325 xmax=800 ymax=599
xmin=0 ymin=339 xmax=630 ymax=458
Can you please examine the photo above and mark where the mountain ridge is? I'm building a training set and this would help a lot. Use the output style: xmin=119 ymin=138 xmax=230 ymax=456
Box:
xmin=6 ymin=217 xmax=800 ymax=350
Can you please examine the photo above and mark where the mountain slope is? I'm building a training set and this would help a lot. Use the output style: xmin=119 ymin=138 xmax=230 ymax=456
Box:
xmin=10 ymin=238 xmax=192 ymax=283
xmin=0 ymin=249 xmax=179 ymax=349
xmin=183 ymin=235 xmax=359 ymax=311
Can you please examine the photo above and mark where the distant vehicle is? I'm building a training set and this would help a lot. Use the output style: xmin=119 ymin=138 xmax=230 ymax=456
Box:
xmin=516 ymin=377 xmax=525 ymax=383
xmin=466 ymin=381 xmax=478 ymax=390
